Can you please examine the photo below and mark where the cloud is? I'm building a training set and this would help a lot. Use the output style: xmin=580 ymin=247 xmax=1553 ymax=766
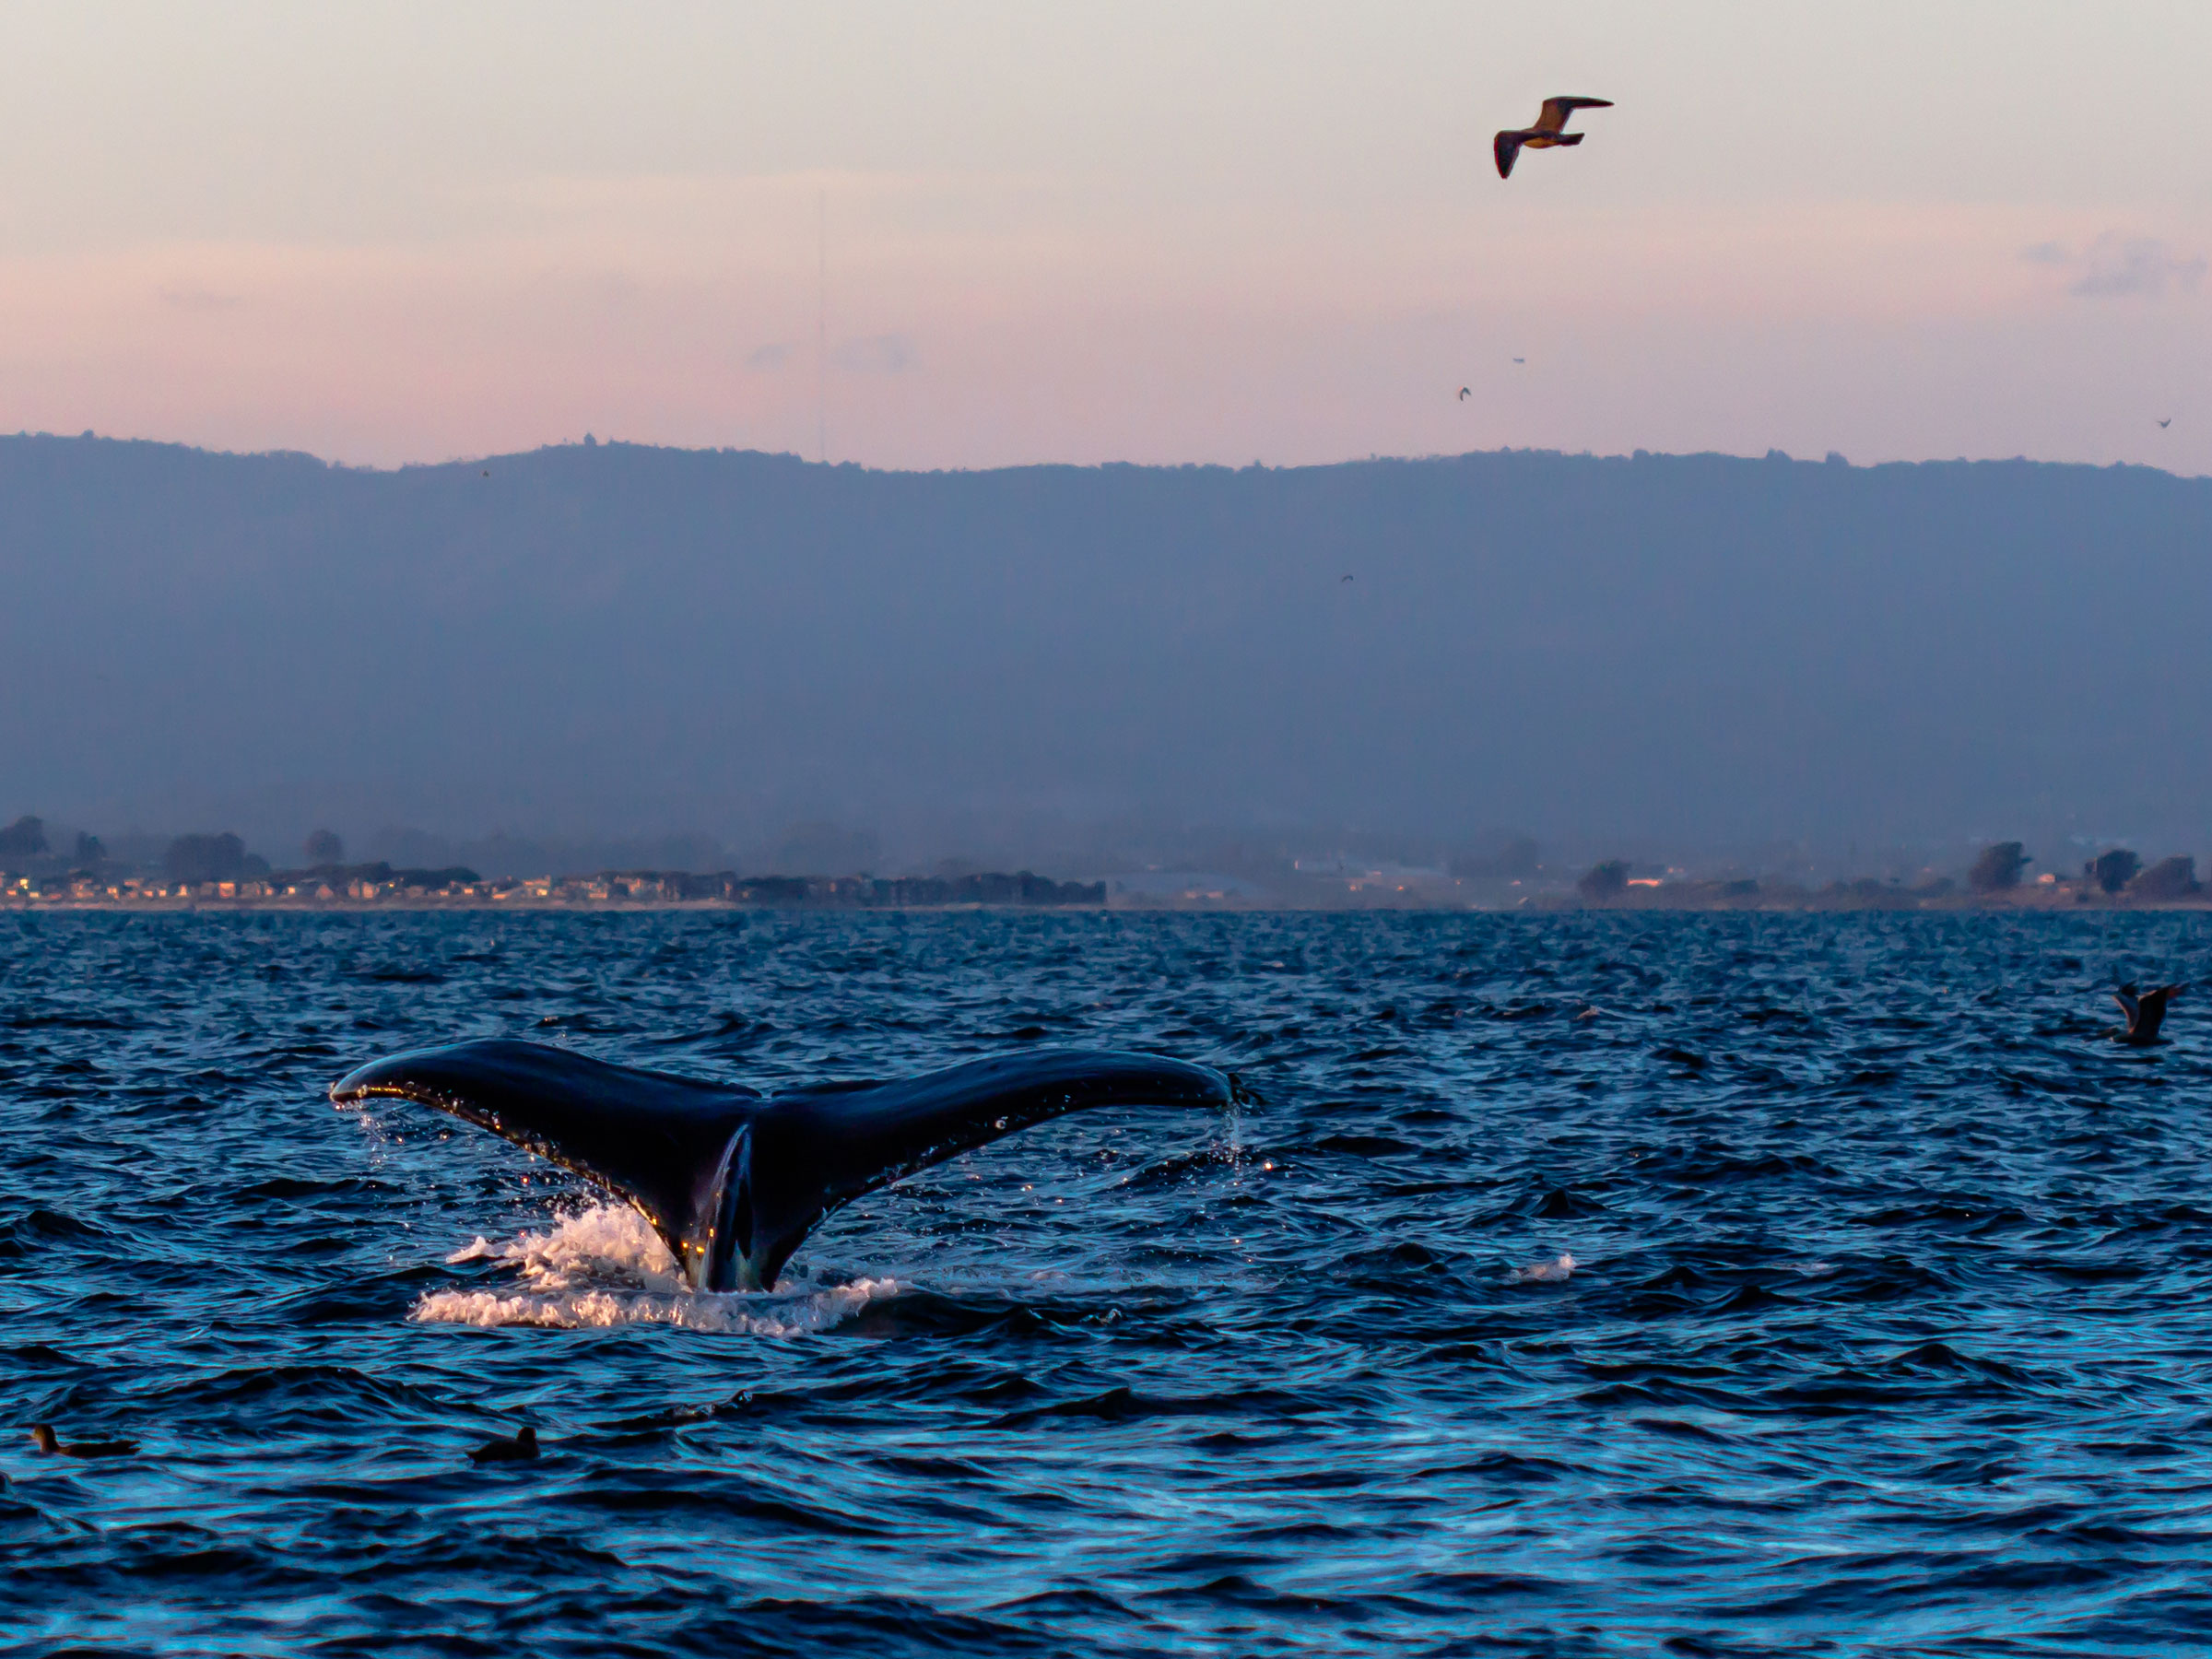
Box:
xmin=745 ymin=342 xmax=791 ymax=370
xmin=830 ymin=333 xmax=914 ymax=374
xmin=2024 ymin=233 xmax=2207 ymax=299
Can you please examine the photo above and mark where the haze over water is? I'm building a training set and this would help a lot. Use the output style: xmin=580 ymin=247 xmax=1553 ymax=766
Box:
xmin=8 ymin=909 xmax=2212 ymax=1656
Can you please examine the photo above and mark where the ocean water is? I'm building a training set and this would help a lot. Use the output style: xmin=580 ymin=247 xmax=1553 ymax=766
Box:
xmin=5 ymin=909 xmax=2211 ymax=1657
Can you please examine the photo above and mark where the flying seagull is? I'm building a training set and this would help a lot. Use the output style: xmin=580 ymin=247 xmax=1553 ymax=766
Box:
xmin=1458 ymin=386 xmax=1471 ymax=400
xmin=1512 ymin=357 xmax=1525 ymax=364
xmin=2159 ymin=418 xmax=2172 ymax=429
xmin=1495 ymin=97 xmax=1613 ymax=180
xmin=2112 ymin=982 xmax=2183 ymax=1046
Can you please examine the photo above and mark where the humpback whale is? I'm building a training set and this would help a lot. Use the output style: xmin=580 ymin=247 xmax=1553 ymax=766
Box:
xmin=331 ymin=1039 xmax=1236 ymax=1291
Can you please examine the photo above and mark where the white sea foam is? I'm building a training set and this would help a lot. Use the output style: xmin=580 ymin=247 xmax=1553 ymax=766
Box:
xmin=413 ymin=1203 xmax=900 ymax=1334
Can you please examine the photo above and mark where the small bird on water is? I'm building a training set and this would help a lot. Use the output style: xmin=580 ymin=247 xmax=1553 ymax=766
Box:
xmin=470 ymin=1424 xmax=539 ymax=1464
xmin=1512 ymin=1253 xmax=1577 ymax=1283
xmin=2112 ymin=982 xmax=2183 ymax=1045
xmin=1494 ymin=97 xmax=1613 ymax=180
xmin=29 ymin=1424 xmax=138 ymax=1459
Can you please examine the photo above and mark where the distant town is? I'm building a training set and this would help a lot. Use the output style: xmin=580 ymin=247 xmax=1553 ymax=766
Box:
xmin=0 ymin=818 xmax=2205 ymax=912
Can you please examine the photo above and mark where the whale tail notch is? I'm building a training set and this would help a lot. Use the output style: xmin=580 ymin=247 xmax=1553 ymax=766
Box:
xmin=332 ymin=1039 xmax=1233 ymax=1291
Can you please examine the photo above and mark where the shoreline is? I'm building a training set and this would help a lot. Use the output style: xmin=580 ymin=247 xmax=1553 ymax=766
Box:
xmin=6 ymin=891 xmax=2210 ymax=915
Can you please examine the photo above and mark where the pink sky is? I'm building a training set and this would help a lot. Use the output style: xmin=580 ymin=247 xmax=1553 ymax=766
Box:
xmin=0 ymin=3 xmax=2206 ymax=471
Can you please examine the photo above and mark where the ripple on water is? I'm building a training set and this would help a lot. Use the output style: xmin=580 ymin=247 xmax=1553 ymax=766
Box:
xmin=5 ymin=909 xmax=2212 ymax=1657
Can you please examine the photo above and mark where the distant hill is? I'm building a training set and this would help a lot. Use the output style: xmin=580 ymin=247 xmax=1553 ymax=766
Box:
xmin=2 ymin=433 xmax=2207 ymax=865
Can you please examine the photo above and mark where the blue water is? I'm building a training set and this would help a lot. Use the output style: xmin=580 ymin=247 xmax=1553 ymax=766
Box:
xmin=6 ymin=910 xmax=2212 ymax=1656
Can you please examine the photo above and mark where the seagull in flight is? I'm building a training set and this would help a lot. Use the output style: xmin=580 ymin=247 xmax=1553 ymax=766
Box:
xmin=2159 ymin=418 xmax=2172 ymax=429
xmin=1458 ymin=387 xmax=1471 ymax=400
xmin=2112 ymin=982 xmax=2183 ymax=1046
xmin=1495 ymin=97 xmax=1613 ymax=180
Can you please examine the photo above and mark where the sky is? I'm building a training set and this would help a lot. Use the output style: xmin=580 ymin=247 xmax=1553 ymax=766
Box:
xmin=0 ymin=1 xmax=2208 ymax=471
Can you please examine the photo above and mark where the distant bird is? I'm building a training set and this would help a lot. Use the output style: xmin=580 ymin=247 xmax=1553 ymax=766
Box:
xmin=2159 ymin=418 xmax=2172 ymax=429
xmin=2112 ymin=982 xmax=2183 ymax=1045
xmin=29 ymin=1424 xmax=137 ymax=1459
xmin=1458 ymin=386 xmax=1471 ymax=400
xmin=1512 ymin=358 xmax=1525 ymax=365
xmin=469 ymin=1424 xmax=539 ymax=1464
xmin=1495 ymin=97 xmax=1613 ymax=180
xmin=482 ymin=469 xmax=491 ymax=477
xmin=1512 ymin=1253 xmax=1576 ymax=1283
xmin=1340 ymin=574 xmax=1354 ymax=582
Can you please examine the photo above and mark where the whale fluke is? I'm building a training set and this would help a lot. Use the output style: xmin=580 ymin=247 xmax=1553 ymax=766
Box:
xmin=332 ymin=1039 xmax=1234 ymax=1291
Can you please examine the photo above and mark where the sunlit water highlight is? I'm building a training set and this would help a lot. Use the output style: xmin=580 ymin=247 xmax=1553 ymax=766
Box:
xmin=419 ymin=1206 xmax=902 ymax=1334
xmin=5 ymin=909 xmax=2212 ymax=1655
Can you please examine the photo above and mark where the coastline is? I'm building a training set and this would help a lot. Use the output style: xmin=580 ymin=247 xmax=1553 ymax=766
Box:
xmin=6 ymin=887 xmax=2208 ymax=914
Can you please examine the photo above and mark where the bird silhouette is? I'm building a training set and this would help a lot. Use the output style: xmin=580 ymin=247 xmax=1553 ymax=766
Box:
xmin=1458 ymin=386 xmax=1471 ymax=400
xmin=1340 ymin=574 xmax=1354 ymax=582
xmin=29 ymin=1424 xmax=138 ymax=1459
xmin=470 ymin=1424 xmax=539 ymax=1464
xmin=1512 ymin=357 xmax=1525 ymax=364
xmin=2159 ymin=418 xmax=2172 ymax=429
xmin=2112 ymin=982 xmax=2183 ymax=1046
xmin=1495 ymin=98 xmax=1612 ymax=179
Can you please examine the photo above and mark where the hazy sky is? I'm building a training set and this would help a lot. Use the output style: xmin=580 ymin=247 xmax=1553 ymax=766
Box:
xmin=2 ymin=2 xmax=2207 ymax=470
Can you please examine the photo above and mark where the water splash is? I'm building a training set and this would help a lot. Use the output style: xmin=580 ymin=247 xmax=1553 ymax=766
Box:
xmin=413 ymin=1204 xmax=899 ymax=1334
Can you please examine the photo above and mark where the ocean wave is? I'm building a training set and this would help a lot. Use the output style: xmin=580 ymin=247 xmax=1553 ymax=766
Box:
xmin=412 ymin=1204 xmax=900 ymax=1333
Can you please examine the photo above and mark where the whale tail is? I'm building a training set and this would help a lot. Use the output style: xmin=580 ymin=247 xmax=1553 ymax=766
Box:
xmin=332 ymin=1039 xmax=1232 ymax=1290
